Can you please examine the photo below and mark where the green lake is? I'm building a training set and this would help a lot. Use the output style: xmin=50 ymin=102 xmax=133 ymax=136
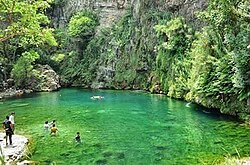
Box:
xmin=0 ymin=88 xmax=249 ymax=164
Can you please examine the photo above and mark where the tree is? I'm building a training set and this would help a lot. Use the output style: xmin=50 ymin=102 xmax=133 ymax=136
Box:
xmin=11 ymin=50 xmax=40 ymax=87
xmin=68 ymin=9 xmax=99 ymax=54
xmin=0 ymin=0 xmax=57 ymax=87
xmin=0 ymin=0 xmax=56 ymax=46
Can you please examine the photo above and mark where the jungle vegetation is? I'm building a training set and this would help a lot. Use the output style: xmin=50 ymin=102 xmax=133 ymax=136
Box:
xmin=0 ymin=0 xmax=249 ymax=119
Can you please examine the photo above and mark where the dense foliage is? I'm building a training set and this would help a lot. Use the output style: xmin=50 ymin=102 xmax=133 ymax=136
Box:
xmin=68 ymin=10 xmax=99 ymax=39
xmin=153 ymin=0 xmax=250 ymax=118
xmin=55 ymin=9 xmax=99 ymax=86
xmin=78 ymin=10 xmax=171 ymax=89
xmin=11 ymin=50 xmax=40 ymax=87
xmin=154 ymin=17 xmax=194 ymax=98
xmin=0 ymin=0 xmax=57 ymax=89
xmin=186 ymin=0 xmax=250 ymax=118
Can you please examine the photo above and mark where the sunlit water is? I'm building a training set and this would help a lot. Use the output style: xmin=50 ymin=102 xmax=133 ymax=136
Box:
xmin=0 ymin=88 xmax=249 ymax=164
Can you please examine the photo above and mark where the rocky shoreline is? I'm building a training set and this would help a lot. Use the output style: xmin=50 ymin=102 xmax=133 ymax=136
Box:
xmin=0 ymin=64 xmax=60 ymax=101
xmin=0 ymin=133 xmax=28 ymax=165
xmin=0 ymin=88 xmax=32 ymax=100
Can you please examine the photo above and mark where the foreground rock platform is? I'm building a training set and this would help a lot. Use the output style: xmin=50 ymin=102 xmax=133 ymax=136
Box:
xmin=0 ymin=133 xmax=28 ymax=165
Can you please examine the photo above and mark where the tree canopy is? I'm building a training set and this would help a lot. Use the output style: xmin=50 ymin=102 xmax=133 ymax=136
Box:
xmin=0 ymin=0 xmax=57 ymax=88
xmin=0 ymin=0 xmax=57 ymax=46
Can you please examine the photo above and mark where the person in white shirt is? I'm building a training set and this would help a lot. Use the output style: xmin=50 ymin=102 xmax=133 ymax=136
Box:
xmin=49 ymin=120 xmax=56 ymax=128
xmin=9 ymin=112 xmax=15 ymax=134
xmin=44 ymin=121 xmax=49 ymax=131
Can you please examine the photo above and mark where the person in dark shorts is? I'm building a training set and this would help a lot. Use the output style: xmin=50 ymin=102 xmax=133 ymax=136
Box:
xmin=2 ymin=116 xmax=13 ymax=145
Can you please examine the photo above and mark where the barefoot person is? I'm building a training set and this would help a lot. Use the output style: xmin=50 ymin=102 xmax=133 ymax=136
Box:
xmin=2 ymin=116 xmax=14 ymax=145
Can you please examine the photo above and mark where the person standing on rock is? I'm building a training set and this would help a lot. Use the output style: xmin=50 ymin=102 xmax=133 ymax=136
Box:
xmin=9 ymin=112 xmax=15 ymax=134
xmin=2 ymin=116 xmax=14 ymax=145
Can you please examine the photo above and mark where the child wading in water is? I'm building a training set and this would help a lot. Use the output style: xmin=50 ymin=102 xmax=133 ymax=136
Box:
xmin=44 ymin=121 xmax=49 ymax=131
xmin=75 ymin=132 xmax=81 ymax=143
xmin=50 ymin=124 xmax=58 ymax=135
xmin=49 ymin=120 xmax=56 ymax=128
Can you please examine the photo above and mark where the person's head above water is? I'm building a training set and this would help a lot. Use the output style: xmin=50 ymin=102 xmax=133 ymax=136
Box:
xmin=91 ymin=96 xmax=104 ymax=100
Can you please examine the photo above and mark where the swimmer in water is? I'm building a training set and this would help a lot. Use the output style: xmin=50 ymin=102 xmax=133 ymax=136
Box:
xmin=75 ymin=132 xmax=81 ymax=143
xmin=90 ymin=96 xmax=104 ymax=100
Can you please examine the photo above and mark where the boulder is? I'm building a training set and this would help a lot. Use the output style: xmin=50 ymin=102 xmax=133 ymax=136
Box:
xmin=32 ymin=65 xmax=61 ymax=92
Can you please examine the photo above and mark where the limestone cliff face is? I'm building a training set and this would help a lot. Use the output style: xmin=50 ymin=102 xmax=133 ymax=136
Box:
xmin=49 ymin=0 xmax=207 ymax=89
xmin=50 ymin=0 xmax=207 ymax=29
xmin=49 ymin=0 xmax=128 ymax=28
xmin=130 ymin=0 xmax=207 ymax=26
xmin=164 ymin=0 xmax=208 ymax=20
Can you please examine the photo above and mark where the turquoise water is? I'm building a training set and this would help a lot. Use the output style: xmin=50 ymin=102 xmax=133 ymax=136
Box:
xmin=0 ymin=88 xmax=249 ymax=164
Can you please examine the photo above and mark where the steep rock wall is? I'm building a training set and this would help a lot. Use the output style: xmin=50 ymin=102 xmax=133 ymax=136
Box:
xmin=49 ymin=0 xmax=207 ymax=29
xmin=49 ymin=0 xmax=128 ymax=28
xmin=49 ymin=0 xmax=207 ymax=89
xmin=131 ymin=0 xmax=207 ymax=26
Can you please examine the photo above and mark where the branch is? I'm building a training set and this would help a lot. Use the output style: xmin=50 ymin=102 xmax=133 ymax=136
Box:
xmin=0 ymin=31 xmax=24 ymax=43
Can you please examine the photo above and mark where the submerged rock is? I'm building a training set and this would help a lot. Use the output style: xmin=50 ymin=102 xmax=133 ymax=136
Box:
xmin=102 ymin=151 xmax=113 ymax=157
xmin=95 ymin=158 xmax=108 ymax=165
xmin=116 ymin=152 xmax=125 ymax=159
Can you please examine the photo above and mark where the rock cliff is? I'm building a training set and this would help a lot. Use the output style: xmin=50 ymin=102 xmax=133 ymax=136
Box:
xmin=50 ymin=0 xmax=207 ymax=29
xmin=49 ymin=0 xmax=128 ymax=28
xmin=49 ymin=0 xmax=207 ymax=89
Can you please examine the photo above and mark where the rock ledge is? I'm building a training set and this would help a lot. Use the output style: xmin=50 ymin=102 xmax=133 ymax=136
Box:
xmin=0 ymin=133 xmax=28 ymax=165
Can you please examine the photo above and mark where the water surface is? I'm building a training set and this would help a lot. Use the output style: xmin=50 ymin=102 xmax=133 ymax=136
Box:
xmin=0 ymin=88 xmax=249 ymax=164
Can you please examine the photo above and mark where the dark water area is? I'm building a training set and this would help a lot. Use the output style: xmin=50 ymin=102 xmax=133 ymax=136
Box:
xmin=0 ymin=88 xmax=249 ymax=164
